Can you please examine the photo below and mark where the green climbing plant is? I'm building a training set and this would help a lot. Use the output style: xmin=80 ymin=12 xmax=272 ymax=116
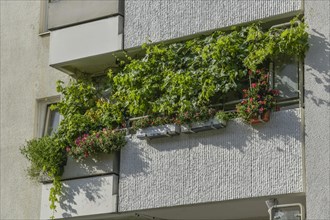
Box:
xmin=109 ymin=17 xmax=308 ymax=119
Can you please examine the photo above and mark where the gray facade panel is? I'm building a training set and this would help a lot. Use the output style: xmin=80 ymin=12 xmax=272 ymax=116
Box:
xmin=124 ymin=0 xmax=302 ymax=48
xmin=48 ymin=0 xmax=124 ymax=30
xmin=305 ymin=1 xmax=330 ymax=219
xmin=119 ymin=109 xmax=303 ymax=211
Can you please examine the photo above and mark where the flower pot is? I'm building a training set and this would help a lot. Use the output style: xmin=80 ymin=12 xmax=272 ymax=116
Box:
xmin=136 ymin=124 xmax=181 ymax=140
xmin=181 ymin=118 xmax=227 ymax=134
xmin=250 ymin=110 xmax=270 ymax=124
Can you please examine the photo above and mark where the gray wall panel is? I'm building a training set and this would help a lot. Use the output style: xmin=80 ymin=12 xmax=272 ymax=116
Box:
xmin=124 ymin=0 xmax=302 ymax=48
xmin=119 ymin=109 xmax=303 ymax=211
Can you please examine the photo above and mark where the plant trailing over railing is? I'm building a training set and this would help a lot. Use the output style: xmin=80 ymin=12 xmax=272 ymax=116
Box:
xmin=20 ymin=135 xmax=66 ymax=219
xmin=109 ymin=18 xmax=308 ymax=118
xmin=21 ymin=17 xmax=308 ymax=218
xmin=21 ymin=80 xmax=127 ymax=219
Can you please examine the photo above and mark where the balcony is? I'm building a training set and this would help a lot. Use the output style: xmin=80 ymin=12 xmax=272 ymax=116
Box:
xmin=48 ymin=0 xmax=124 ymax=30
xmin=48 ymin=0 xmax=124 ymax=75
xmin=40 ymin=153 xmax=119 ymax=219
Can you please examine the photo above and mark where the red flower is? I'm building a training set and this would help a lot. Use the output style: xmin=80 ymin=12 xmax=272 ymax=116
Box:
xmin=272 ymin=89 xmax=280 ymax=96
xmin=259 ymin=107 xmax=264 ymax=113
xmin=251 ymin=83 xmax=257 ymax=88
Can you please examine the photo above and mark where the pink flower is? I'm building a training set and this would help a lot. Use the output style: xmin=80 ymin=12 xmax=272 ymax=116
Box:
xmin=66 ymin=146 xmax=71 ymax=152
xmin=259 ymin=107 xmax=264 ymax=113
xmin=249 ymin=98 xmax=253 ymax=102
xmin=251 ymin=83 xmax=257 ymax=88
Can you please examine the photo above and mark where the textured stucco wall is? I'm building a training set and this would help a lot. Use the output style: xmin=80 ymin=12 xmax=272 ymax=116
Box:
xmin=304 ymin=1 xmax=330 ymax=219
xmin=0 ymin=1 xmax=69 ymax=219
xmin=124 ymin=0 xmax=302 ymax=48
xmin=40 ymin=175 xmax=118 ymax=219
xmin=119 ymin=109 xmax=303 ymax=211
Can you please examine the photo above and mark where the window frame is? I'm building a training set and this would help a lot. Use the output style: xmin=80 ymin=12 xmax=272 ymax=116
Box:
xmin=39 ymin=0 xmax=50 ymax=35
xmin=269 ymin=57 xmax=304 ymax=109
xmin=36 ymin=96 xmax=61 ymax=137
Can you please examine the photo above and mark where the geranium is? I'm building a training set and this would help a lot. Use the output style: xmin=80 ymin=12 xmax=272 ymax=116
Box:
xmin=67 ymin=129 xmax=126 ymax=162
xmin=236 ymin=69 xmax=279 ymax=122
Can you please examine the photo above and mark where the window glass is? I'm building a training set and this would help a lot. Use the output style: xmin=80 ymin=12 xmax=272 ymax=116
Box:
xmin=43 ymin=104 xmax=60 ymax=136
xmin=274 ymin=56 xmax=299 ymax=100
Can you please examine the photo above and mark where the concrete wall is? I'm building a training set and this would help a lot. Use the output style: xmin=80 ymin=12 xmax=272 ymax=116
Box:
xmin=119 ymin=109 xmax=303 ymax=211
xmin=0 ymin=1 xmax=70 ymax=219
xmin=304 ymin=1 xmax=330 ymax=219
xmin=124 ymin=0 xmax=302 ymax=49
xmin=40 ymin=175 xmax=118 ymax=219
xmin=48 ymin=0 xmax=124 ymax=30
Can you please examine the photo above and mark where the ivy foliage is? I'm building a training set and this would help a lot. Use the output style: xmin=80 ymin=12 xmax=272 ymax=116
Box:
xmin=53 ymin=80 xmax=124 ymax=147
xmin=109 ymin=18 xmax=308 ymax=117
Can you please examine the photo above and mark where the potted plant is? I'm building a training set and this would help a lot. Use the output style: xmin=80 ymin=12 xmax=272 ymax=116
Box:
xmin=133 ymin=115 xmax=180 ymax=140
xmin=236 ymin=69 xmax=279 ymax=124
xmin=66 ymin=128 xmax=126 ymax=162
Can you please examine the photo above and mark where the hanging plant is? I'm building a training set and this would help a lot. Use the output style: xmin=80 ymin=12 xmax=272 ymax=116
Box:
xmin=20 ymin=135 xmax=66 ymax=219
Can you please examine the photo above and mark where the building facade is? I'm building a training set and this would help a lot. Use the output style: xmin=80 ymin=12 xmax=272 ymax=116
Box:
xmin=0 ymin=0 xmax=329 ymax=220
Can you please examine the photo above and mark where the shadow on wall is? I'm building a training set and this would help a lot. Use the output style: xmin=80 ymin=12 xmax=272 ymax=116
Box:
xmin=59 ymin=178 xmax=106 ymax=218
xmin=148 ymin=109 xmax=301 ymax=152
xmin=120 ymin=137 xmax=152 ymax=177
xmin=305 ymin=29 xmax=330 ymax=107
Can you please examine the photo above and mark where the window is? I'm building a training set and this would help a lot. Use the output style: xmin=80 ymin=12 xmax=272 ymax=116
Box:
xmin=217 ymin=55 xmax=303 ymax=112
xmin=270 ymin=55 xmax=303 ymax=108
xmin=36 ymin=96 xmax=60 ymax=137
xmin=43 ymin=104 xmax=60 ymax=136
